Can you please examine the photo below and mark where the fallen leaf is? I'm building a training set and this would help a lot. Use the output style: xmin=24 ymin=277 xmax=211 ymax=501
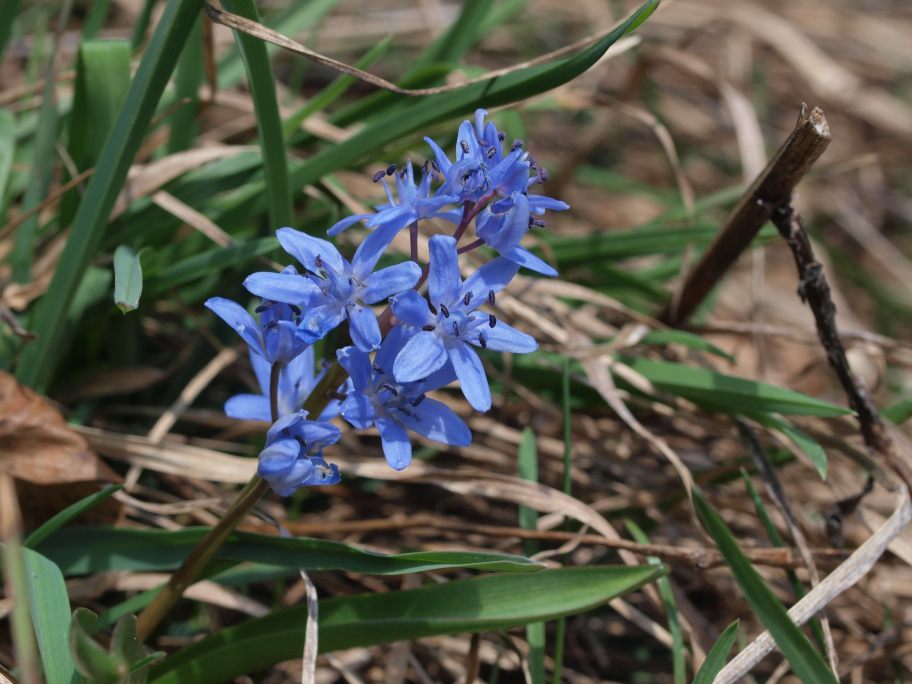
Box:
xmin=0 ymin=370 xmax=120 ymax=485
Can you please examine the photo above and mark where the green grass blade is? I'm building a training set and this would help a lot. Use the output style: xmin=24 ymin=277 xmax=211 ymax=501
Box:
xmin=0 ymin=108 xmax=15 ymax=222
xmin=552 ymin=358 xmax=574 ymax=684
xmin=754 ymin=414 xmax=827 ymax=479
xmin=221 ymin=0 xmax=291 ymax=228
xmin=627 ymin=520 xmax=686 ymax=684
xmin=691 ymin=620 xmax=739 ymax=684
xmin=0 ymin=0 xmax=22 ymax=63
xmin=20 ymin=547 xmax=78 ymax=683
xmin=149 ymin=565 xmax=664 ymax=682
xmin=518 ymin=428 xmax=545 ymax=684
xmin=884 ymin=398 xmax=912 ymax=424
xmin=130 ymin=0 xmax=157 ymax=48
xmin=16 ymin=0 xmax=202 ymax=391
xmin=24 ymin=484 xmax=123 ymax=549
xmin=167 ymin=14 xmax=202 ymax=153
xmin=0 ymin=539 xmax=42 ymax=682
xmin=81 ymin=0 xmax=113 ymax=39
xmin=692 ymin=487 xmax=839 ymax=684
xmin=617 ymin=357 xmax=851 ymax=417
xmin=37 ymin=526 xmax=544 ymax=575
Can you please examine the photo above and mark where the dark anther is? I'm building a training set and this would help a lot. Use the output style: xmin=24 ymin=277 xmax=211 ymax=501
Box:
xmin=386 ymin=163 xmax=397 ymax=176
xmin=440 ymin=303 xmax=450 ymax=318
xmin=478 ymin=332 xmax=487 ymax=348
xmin=264 ymin=320 xmax=279 ymax=331
xmin=382 ymin=383 xmax=399 ymax=396
xmin=460 ymin=140 xmax=471 ymax=154
xmin=428 ymin=302 xmax=438 ymax=315
xmin=498 ymin=131 xmax=506 ymax=142
xmin=289 ymin=304 xmax=301 ymax=315
xmin=397 ymin=406 xmax=414 ymax=417
xmin=533 ymin=219 xmax=546 ymax=228
xmin=538 ymin=168 xmax=549 ymax=182
xmin=463 ymin=292 xmax=472 ymax=306
xmin=528 ymin=215 xmax=535 ymax=228
xmin=489 ymin=314 xmax=497 ymax=328
xmin=487 ymin=290 xmax=495 ymax=305
xmin=512 ymin=140 xmax=523 ymax=151
xmin=294 ymin=435 xmax=308 ymax=450
xmin=372 ymin=169 xmax=386 ymax=182
xmin=372 ymin=365 xmax=385 ymax=374
xmin=422 ymin=160 xmax=429 ymax=175
xmin=399 ymin=167 xmax=407 ymax=178
xmin=422 ymin=324 xmax=436 ymax=331
xmin=452 ymin=322 xmax=460 ymax=336
xmin=430 ymin=159 xmax=440 ymax=172
xmin=528 ymin=154 xmax=537 ymax=170
xmin=411 ymin=394 xmax=426 ymax=407
xmin=314 ymin=255 xmax=323 ymax=268
xmin=486 ymin=147 xmax=496 ymax=159
xmin=254 ymin=304 xmax=269 ymax=313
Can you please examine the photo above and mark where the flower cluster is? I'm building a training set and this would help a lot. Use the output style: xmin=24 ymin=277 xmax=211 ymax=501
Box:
xmin=207 ymin=109 xmax=567 ymax=495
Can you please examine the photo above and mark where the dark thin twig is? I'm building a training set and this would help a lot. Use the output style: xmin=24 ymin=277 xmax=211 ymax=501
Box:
xmin=660 ymin=105 xmax=831 ymax=325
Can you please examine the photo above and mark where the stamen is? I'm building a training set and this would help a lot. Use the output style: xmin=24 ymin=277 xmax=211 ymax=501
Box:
xmin=289 ymin=304 xmax=301 ymax=315
xmin=512 ymin=140 xmax=523 ymax=151
xmin=428 ymin=302 xmax=438 ymax=315
xmin=463 ymin=291 xmax=472 ymax=306
xmin=460 ymin=141 xmax=470 ymax=154
xmin=452 ymin=322 xmax=460 ymax=336
xmin=489 ymin=314 xmax=497 ymax=328
xmin=314 ymin=255 xmax=323 ymax=269
xmin=486 ymin=147 xmax=496 ymax=159
xmin=422 ymin=324 xmax=436 ymax=331
xmin=538 ymin=168 xmax=549 ymax=183
xmin=440 ymin=303 xmax=449 ymax=318
xmin=497 ymin=131 xmax=506 ymax=142
xmin=488 ymin=290 xmax=496 ymax=305
xmin=411 ymin=394 xmax=426 ymax=407
xmin=382 ymin=383 xmax=399 ymax=396
xmin=386 ymin=163 xmax=397 ymax=176
xmin=478 ymin=332 xmax=487 ymax=348
xmin=372 ymin=365 xmax=385 ymax=374
xmin=254 ymin=304 xmax=269 ymax=313
xmin=372 ymin=169 xmax=386 ymax=182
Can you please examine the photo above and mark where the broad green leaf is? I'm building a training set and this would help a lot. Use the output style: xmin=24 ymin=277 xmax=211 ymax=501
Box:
xmin=20 ymin=547 xmax=77 ymax=684
xmin=221 ymin=0 xmax=291 ymax=228
xmin=37 ymin=526 xmax=544 ymax=576
xmin=693 ymin=488 xmax=839 ymax=684
xmin=149 ymin=565 xmax=663 ymax=682
xmin=691 ymin=620 xmax=739 ymax=684
xmin=617 ymin=356 xmax=851 ymax=417
xmin=24 ymin=484 xmax=122 ymax=549
xmin=16 ymin=0 xmax=202 ymax=391
xmin=113 ymin=245 xmax=143 ymax=313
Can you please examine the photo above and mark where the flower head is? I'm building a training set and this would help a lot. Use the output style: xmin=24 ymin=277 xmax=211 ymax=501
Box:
xmin=244 ymin=226 xmax=421 ymax=351
xmin=390 ymin=235 xmax=536 ymax=412
xmin=258 ymin=411 xmax=341 ymax=495
xmin=224 ymin=347 xmax=344 ymax=422
xmin=328 ymin=161 xmax=460 ymax=237
xmin=336 ymin=326 xmax=470 ymax=470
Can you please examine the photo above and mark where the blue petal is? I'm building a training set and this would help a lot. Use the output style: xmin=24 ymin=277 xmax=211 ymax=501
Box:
xmin=424 ymin=136 xmax=452 ymax=173
xmin=327 ymin=213 xmax=371 ymax=237
xmin=399 ymin=397 xmax=471 ymax=446
xmin=458 ymin=257 xmax=519 ymax=308
xmin=204 ymin=297 xmax=263 ymax=356
xmin=373 ymin=325 xmax=412 ymax=374
xmin=390 ymin=291 xmax=434 ymax=328
xmin=481 ymin=319 xmax=538 ymax=353
xmin=299 ymin=303 xmax=345 ymax=342
xmin=456 ymin=120 xmax=480 ymax=160
xmin=361 ymin=262 xmax=421 ymax=303
xmin=428 ymin=235 xmax=460 ymax=306
xmin=250 ymin=351 xmax=271 ymax=395
xmin=352 ymin=220 xmax=403 ymax=277
xmin=224 ymin=394 xmax=271 ymax=421
xmin=393 ymin=330 xmax=448 ymax=382
xmin=243 ymin=272 xmax=323 ymax=306
xmin=340 ymin=392 xmax=376 ymax=430
xmin=528 ymin=195 xmax=569 ymax=213
xmin=447 ymin=342 xmax=490 ymax=412
xmin=257 ymin=438 xmax=301 ymax=478
xmin=276 ymin=227 xmax=344 ymax=273
xmin=336 ymin=345 xmax=372 ymax=390
xmin=346 ymin=303 xmax=381 ymax=352
xmin=375 ymin=417 xmax=412 ymax=470
xmin=502 ymin=245 xmax=558 ymax=277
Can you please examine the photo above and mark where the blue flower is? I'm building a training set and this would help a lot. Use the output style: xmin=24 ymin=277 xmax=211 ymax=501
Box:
xmin=475 ymin=192 xmax=562 ymax=277
xmin=390 ymin=235 xmax=536 ymax=412
xmin=244 ymin=226 xmax=421 ymax=352
xmin=225 ymin=347 xmax=344 ymax=422
xmin=336 ymin=326 xmax=471 ymax=470
xmin=328 ymin=161 xmax=460 ymax=237
xmin=258 ymin=411 xmax=342 ymax=495
xmin=205 ymin=285 xmax=313 ymax=365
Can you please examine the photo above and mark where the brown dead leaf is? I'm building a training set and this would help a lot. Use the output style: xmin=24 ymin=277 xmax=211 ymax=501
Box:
xmin=0 ymin=370 xmax=120 ymax=485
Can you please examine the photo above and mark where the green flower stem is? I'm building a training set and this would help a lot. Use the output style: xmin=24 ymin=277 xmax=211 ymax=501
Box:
xmin=135 ymin=360 xmax=348 ymax=640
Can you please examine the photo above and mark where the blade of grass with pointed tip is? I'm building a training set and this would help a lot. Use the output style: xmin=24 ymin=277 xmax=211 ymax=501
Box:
xmin=16 ymin=0 xmax=202 ymax=391
xmin=149 ymin=565 xmax=663 ymax=683
xmin=24 ymin=484 xmax=122 ymax=549
xmin=167 ymin=14 xmax=202 ymax=154
xmin=37 ymin=526 xmax=544 ymax=576
xmin=221 ymin=0 xmax=291 ymax=229
xmin=754 ymin=413 xmax=828 ymax=479
xmin=617 ymin=356 xmax=851 ymax=417
xmin=692 ymin=487 xmax=839 ymax=684
xmin=0 ymin=108 xmax=14 ymax=222
xmin=691 ymin=620 xmax=739 ymax=684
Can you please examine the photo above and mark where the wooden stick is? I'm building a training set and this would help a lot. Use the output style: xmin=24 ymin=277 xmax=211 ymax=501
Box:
xmin=659 ymin=105 xmax=831 ymax=326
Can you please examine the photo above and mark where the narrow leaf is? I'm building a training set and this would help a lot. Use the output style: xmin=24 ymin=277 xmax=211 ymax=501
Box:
xmin=113 ymin=245 xmax=143 ymax=313
xmin=24 ymin=484 xmax=123 ymax=549
xmin=691 ymin=620 xmax=739 ymax=684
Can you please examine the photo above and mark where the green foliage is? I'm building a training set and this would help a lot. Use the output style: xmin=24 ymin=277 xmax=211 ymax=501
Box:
xmin=71 ymin=610 xmax=156 ymax=684
xmin=691 ymin=621 xmax=739 ymax=684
